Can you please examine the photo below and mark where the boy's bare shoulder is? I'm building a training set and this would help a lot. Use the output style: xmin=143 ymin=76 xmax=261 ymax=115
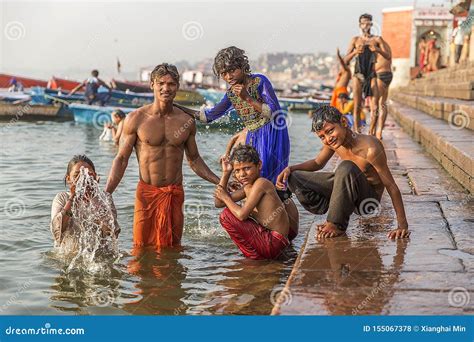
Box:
xmin=252 ymin=177 xmax=274 ymax=190
xmin=358 ymin=134 xmax=385 ymax=159
xmin=173 ymin=106 xmax=196 ymax=125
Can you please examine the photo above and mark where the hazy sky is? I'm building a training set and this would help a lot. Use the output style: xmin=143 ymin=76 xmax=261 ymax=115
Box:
xmin=1 ymin=0 xmax=446 ymax=80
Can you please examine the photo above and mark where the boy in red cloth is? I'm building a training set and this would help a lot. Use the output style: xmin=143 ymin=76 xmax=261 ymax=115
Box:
xmin=214 ymin=145 xmax=298 ymax=260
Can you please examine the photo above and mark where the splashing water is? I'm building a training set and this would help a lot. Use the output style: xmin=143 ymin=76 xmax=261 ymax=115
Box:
xmin=63 ymin=167 xmax=120 ymax=273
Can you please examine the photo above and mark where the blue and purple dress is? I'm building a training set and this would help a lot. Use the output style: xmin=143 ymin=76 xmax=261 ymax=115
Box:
xmin=199 ymin=73 xmax=290 ymax=185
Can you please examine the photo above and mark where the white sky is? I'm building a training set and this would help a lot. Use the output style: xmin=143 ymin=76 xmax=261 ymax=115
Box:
xmin=0 ymin=0 xmax=448 ymax=80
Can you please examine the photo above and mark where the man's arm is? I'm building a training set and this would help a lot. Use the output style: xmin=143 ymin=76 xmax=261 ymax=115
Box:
xmin=367 ymin=141 xmax=409 ymax=239
xmin=105 ymin=113 xmax=137 ymax=193
xmin=337 ymin=48 xmax=351 ymax=74
xmin=185 ymin=120 xmax=220 ymax=185
xmin=69 ymin=81 xmax=85 ymax=95
xmin=276 ymin=146 xmax=334 ymax=189
xmin=220 ymin=179 xmax=267 ymax=221
xmin=343 ymin=37 xmax=359 ymax=64
xmin=173 ymin=103 xmax=200 ymax=119
xmin=98 ymin=78 xmax=111 ymax=90
xmin=371 ymin=37 xmax=392 ymax=60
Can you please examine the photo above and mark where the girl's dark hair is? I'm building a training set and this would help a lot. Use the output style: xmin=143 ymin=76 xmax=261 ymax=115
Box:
xmin=230 ymin=144 xmax=260 ymax=165
xmin=213 ymin=46 xmax=251 ymax=78
xmin=112 ymin=109 xmax=126 ymax=119
xmin=311 ymin=106 xmax=343 ymax=132
xmin=64 ymin=155 xmax=95 ymax=186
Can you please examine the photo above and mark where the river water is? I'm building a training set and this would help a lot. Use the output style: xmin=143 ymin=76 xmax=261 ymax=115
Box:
xmin=0 ymin=113 xmax=321 ymax=315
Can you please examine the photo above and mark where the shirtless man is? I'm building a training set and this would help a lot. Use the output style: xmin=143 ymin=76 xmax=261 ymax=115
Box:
xmin=276 ymin=106 xmax=409 ymax=240
xmin=105 ymin=63 xmax=220 ymax=247
xmin=374 ymin=37 xmax=393 ymax=140
xmin=344 ymin=13 xmax=391 ymax=135
xmin=330 ymin=48 xmax=351 ymax=108
xmin=215 ymin=145 xmax=298 ymax=260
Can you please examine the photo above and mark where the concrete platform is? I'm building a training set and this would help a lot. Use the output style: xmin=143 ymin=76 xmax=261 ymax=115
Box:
xmin=271 ymin=117 xmax=473 ymax=315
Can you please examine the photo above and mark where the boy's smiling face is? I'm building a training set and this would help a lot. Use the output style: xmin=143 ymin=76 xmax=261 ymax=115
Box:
xmin=316 ymin=121 xmax=347 ymax=150
xmin=232 ymin=161 xmax=261 ymax=186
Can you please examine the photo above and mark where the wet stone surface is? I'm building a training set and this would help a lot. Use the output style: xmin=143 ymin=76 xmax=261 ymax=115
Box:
xmin=273 ymin=117 xmax=473 ymax=315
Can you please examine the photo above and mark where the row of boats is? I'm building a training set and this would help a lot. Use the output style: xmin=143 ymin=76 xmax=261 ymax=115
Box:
xmin=0 ymin=73 xmax=328 ymax=129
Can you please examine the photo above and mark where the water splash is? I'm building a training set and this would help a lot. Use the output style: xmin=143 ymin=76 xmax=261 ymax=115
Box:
xmin=62 ymin=167 xmax=120 ymax=273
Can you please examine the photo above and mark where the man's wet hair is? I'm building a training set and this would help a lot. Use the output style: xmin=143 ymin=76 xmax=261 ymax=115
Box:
xmin=311 ymin=105 xmax=343 ymax=132
xmin=213 ymin=46 xmax=251 ymax=78
xmin=64 ymin=155 xmax=95 ymax=186
xmin=91 ymin=70 xmax=99 ymax=77
xmin=230 ymin=144 xmax=260 ymax=165
xmin=150 ymin=63 xmax=180 ymax=84
xmin=359 ymin=13 xmax=373 ymax=22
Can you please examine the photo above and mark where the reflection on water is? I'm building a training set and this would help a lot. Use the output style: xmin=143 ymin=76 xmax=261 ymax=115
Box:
xmin=0 ymin=114 xmax=319 ymax=315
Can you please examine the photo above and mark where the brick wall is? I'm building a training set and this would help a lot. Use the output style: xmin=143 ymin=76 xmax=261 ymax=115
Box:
xmin=382 ymin=10 xmax=413 ymax=58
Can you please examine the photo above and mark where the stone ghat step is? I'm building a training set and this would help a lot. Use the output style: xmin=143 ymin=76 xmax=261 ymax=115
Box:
xmin=413 ymin=65 xmax=474 ymax=82
xmin=390 ymin=92 xmax=474 ymax=131
xmin=415 ymin=61 xmax=474 ymax=79
xmin=388 ymin=100 xmax=473 ymax=193
xmin=397 ymin=82 xmax=474 ymax=101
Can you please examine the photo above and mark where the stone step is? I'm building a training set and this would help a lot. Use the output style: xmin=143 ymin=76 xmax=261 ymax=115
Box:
xmin=390 ymin=92 xmax=474 ymax=131
xmin=388 ymin=100 xmax=473 ymax=193
xmin=398 ymin=85 xmax=474 ymax=101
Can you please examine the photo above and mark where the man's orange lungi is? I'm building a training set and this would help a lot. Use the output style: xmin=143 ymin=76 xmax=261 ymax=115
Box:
xmin=133 ymin=180 xmax=185 ymax=247
xmin=330 ymin=86 xmax=348 ymax=107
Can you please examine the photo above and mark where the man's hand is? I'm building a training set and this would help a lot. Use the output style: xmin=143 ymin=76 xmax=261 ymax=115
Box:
xmin=227 ymin=180 xmax=241 ymax=192
xmin=214 ymin=184 xmax=230 ymax=202
xmin=276 ymin=166 xmax=291 ymax=190
xmin=387 ymin=228 xmax=410 ymax=240
xmin=355 ymin=45 xmax=364 ymax=55
xmin=231 ymin=84 xmax=250 ymax=100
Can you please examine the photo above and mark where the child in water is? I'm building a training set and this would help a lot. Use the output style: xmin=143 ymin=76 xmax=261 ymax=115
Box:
xmin=214 ymin=145 xmax=298 ymax=260
xmin=50 ymin=155 xmax=120 ymax=253
xmin=100 ymin=110 xmax=126 ymax=145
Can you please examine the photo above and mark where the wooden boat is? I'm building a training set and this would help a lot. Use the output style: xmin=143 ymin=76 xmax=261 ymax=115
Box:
xmin=32 ymin=86 xmax=205 ymax=108
xmin=69 ymin=103 xmax=241 ymax=129
xmin=0 ymin=74 xmax=47 ymax=88
xmin=0 ymin=101 xmax=73 ymax=121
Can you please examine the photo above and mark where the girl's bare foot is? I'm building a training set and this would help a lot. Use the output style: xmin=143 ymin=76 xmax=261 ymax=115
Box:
xmin=316 ymin=221 xmax=345 ymax=239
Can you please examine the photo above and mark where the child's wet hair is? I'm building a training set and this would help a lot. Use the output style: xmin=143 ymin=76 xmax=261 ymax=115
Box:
xmin=311 ymin=105 xmax=343 ymax=132
xmin=230 ymin=144 xmax=260 ymax=165
xmin=64 ymin=155 xmax=95 ymax=186
xmin=213 ymin=46 xmax=251 ymax=78
xmin=112 ymin=109 xmax=126 ymax=119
